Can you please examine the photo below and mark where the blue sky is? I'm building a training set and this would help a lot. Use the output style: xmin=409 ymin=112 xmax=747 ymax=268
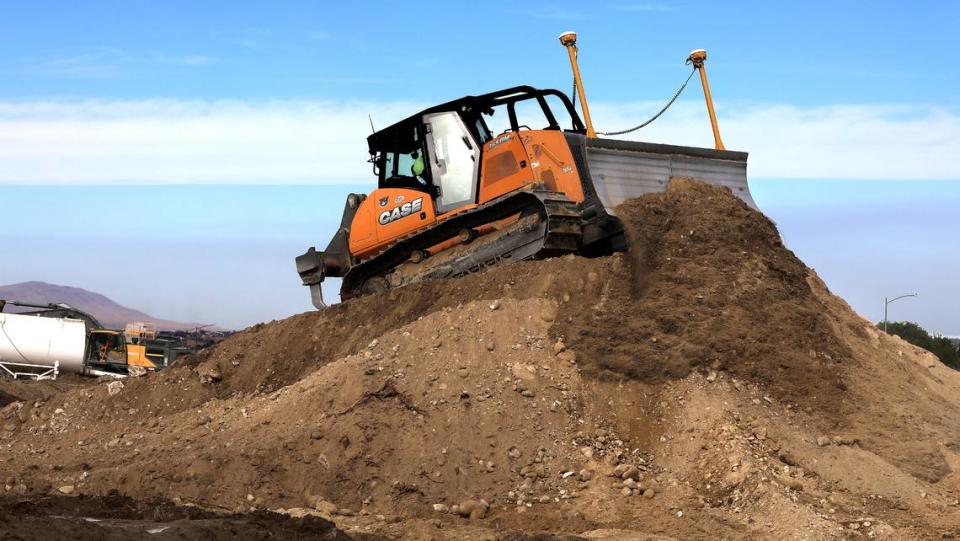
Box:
xmin=0 ymin=1 xmax=957 ymax=332
xmin=1 ymin=1 xmax=956 ymax=105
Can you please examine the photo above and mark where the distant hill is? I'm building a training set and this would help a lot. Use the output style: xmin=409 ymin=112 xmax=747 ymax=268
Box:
xmin=0 ymin=281 xmax=212 ymax=331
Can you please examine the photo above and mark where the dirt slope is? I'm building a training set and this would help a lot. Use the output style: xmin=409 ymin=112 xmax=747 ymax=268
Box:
xmin=555 ymin=178 xmax=852 ymax=418
xmin=3 ymin=179 xmax=960 ymax=540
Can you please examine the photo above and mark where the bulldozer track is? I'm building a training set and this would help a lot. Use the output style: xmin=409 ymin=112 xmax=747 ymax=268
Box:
xmin=341 ymin=189 xmax=582 ymax=300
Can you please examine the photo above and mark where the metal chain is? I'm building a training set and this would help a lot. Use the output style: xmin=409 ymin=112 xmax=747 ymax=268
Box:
xmin=597 ymin=68 xmax=696 ymax=136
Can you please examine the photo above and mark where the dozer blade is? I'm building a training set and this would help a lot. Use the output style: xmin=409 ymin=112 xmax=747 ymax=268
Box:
xmin=565 ymin=133 xmax=754 ymax=212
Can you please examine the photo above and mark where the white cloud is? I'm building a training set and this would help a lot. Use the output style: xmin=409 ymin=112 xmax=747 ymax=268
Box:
xmin=155 ymin=54 xmax=216 ymax=66
xmin=29 ymin=48 xmax=134 ymax=78
xmin=504 ymin=7 xmax=585 ymax=20
xmin=612 ymin=3 xmax=675 ymax=12
xmin=0 ymin=99 xmax=422 ymax=184
xmin=592 ymin=100 xmax=960 ymax=180
xmin=506 ymin=2 xmax=674 ymax=20
xmin=25 ymin=49 xmax=216 ymax=79
xmin=0 ymin=98 xmax=957 ymax=184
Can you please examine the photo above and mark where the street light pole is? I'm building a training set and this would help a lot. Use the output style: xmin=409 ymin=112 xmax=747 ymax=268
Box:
xmin=883 ymin=293 xmax=919 ymax=333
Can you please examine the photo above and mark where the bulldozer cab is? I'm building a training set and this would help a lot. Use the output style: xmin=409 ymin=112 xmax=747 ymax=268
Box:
xmin=368 ymin=86 xmax=586 ymax=215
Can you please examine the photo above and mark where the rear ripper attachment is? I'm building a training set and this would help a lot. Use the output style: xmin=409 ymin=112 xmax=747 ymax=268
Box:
xmin=297 ymin=33 xmax=752 ymax=309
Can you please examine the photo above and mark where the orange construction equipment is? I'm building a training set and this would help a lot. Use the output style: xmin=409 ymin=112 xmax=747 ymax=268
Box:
xmin=296 ymin=33 xmax=752 ymax=308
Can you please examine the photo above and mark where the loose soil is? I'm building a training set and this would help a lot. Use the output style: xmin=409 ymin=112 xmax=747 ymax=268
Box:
xmin=0 ymin=493 xmax=358 ymax=540
xmin=3 ymin=179 xmax=960 ymax=539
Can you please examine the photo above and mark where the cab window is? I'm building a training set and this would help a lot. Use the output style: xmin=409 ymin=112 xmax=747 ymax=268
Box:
xmin=385 ymin=150 xmax=428 ymax=184
xmin=376 ymin=124 xmax=432 ymax=191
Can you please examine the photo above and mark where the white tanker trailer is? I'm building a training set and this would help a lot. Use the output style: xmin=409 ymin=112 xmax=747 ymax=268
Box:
xmin=0 ymin=311 xmax=140 ymax=379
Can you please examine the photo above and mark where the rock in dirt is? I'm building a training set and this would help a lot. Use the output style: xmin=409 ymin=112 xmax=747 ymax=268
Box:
xmin=454 ymin=499 xmax=489 ymax=519
xmin=785 ymin=479 xmax=804 ymax=492
xmin=833 ymin=436 xmax=860 ymax=446
xmin=127 ymin=365 xmax=148 ymax=378
xmin=198 ymin=366 xmax=222 ymax=384
xmin=778 ymin=450 xmax=800 ymax=467
xmin=304 ymin=493 xmax=337 ymax=515
xmin=620 ymin=466 xmax=640 ymax=481
xmin=106 ymin=380 xmax=124 ymax=396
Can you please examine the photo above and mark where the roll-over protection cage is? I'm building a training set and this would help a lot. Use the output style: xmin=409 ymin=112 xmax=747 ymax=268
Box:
xmin=367 ymin=86 xmax=588 ymax=157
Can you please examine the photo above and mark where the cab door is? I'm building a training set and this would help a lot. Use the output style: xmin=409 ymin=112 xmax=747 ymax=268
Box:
xmin=423 ymin=112 xmax=480 ymax=214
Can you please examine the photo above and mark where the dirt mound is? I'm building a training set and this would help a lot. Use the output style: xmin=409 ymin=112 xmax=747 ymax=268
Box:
xmin=556 ymin=178 xmax=853 ymax=420
xmin=183 ymin=179 xmax=851 ymax=421
xmin=181 ymin=255 xmax=608 ymax=397
xmin=0 ymin=374 xmax=91 ymax=409
xmin=4 ymin=178 xmax=960 ymax=539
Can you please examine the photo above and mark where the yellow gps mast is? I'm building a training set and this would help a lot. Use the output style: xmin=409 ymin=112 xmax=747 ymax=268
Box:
xmin=559 ymin=31 xmax=597 ymax=138
xmin=686 ymin=49 xmax=725 ymax=151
